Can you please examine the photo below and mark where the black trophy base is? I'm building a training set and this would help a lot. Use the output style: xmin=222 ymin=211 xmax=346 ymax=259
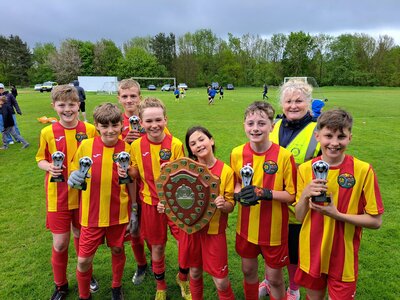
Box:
xmin=73 ymin=182 xmax=87 ymax=191
xmin=312 ymin=194 xmax=331 ymax=203
xmin=119 ymin=176 xmax=133 ymax=185
xmin=50 ymin=175 xmax=65 ymax=183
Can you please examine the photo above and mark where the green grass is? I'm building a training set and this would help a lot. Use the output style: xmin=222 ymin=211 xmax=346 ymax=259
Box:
xmin=0 ymin=87 xmax=399 ymax=299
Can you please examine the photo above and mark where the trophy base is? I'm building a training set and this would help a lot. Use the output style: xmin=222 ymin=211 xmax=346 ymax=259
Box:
xmin=50 ymin=175 xmax=65 ymax=183
xmin=73 ymin=182 xmax=87 ymax=191
xmin=119 ymin=176 xmax=133 ymax=185
xmin=312 ymin=194 xmax=331 ymax=203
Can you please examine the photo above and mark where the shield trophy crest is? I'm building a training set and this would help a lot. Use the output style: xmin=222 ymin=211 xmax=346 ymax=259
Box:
xmin=156 ymin=157 xmax=220 ymax=234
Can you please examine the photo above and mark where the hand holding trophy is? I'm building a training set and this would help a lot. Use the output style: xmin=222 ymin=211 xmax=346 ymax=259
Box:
xmin=50 ymin=151 xmax=65 ymax=182
xmin=116 ymin=151 xmax=133 ymax=184
xmin=312 ymin=160 xmax=331 ymax=203
xmin=68 ymin=156 xmax=93 ymax=191
xmin=129 ymin=115 xmax=140 ymax=131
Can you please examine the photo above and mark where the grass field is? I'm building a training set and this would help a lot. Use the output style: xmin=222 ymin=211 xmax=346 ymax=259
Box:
xmin=0 ymin=86 xmax=399 ymax=299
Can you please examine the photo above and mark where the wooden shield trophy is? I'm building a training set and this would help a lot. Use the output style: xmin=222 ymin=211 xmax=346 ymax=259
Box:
xmin=156 ymin=158 xmax=220 ymax=234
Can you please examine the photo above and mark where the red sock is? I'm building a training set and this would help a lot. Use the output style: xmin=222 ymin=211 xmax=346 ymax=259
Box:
xmin=131 ymin=237 xmax=147 ymax=266
xmin=217 ymin=282 xmax=235 ymax=300
xmin=51 ymin=247 xmax=68 ymax=286
xmin=189 ymin=276 xmax=203 ymax=300
xmin=178 ymin=267 xmax=189 ymax=281
xmin=243 ymin=280 xmax=258 ymax=300
xmin=73 ymin=237 xmax=79 ymax=256
xmin=112 ymin=250 xmax=126 ymax=288
xmin=76 ymin=267 xmax=92 ymax=299
xmin=153 ymin=256 xmax=167 ymax=290
xmin=288 ymin=264 xmax=299 ymax=291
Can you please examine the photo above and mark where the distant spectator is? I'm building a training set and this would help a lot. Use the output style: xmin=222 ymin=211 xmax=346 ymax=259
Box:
xmin=0 ymin=82 xmax=22 ymax=144
xmin=0 ymin=95 xmax=29 ymax=149
xmin=219 ymin=86 xmax=224 ymax=99
xmin=73 ymin=80 xmax=87 ymax=122
xmin=311 ymin=99 xmax=327 ymax=118
xmin=263 ymin=83 xmax=268 ymax=100
xmin=11 ymin=85 xmax=18 ymax=99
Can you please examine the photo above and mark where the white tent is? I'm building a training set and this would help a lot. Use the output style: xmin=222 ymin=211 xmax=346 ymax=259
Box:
xmin=78 ymin=76 xmax=118 ymax=93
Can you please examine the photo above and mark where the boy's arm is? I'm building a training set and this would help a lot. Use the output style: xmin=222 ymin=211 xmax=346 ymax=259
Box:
xmin=295 ymin=178 xmax=328 ymax=222
xmin=309 ymin=201 xmax=383 ymax=229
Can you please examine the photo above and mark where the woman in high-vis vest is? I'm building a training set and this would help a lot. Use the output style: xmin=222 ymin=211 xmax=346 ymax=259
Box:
xmin=259 ymin=80 xmax=321 ymax=300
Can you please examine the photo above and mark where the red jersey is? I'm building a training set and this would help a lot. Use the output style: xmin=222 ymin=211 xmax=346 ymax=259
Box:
xmin=296 ymin=155 xmax=384 ymax=282
xmin=205 ymin=159 xmax=235 ymax=235
xmin=230 ymin=142 xmax=297 ymax=246
xmin=72 ymin=137 xmax=131 ymax=227
xmin=35 ymin=121 xmax=98 ymax=212
xmin=130 ymin=134 xmax=184 ymax=206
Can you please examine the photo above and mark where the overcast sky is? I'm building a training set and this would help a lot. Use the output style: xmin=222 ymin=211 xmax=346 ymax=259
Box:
xmin=3 ymin=0 xmax=400 ymax=48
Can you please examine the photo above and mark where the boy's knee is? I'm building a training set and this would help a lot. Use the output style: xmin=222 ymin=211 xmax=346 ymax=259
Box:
xmin=77 ymin=257 xmax=92 ymax=272
xmin=111 ymin=246 xmax=123 ymax=255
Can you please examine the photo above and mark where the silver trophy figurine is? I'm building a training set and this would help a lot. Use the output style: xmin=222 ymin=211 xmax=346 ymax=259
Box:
xmin=129 ymin=115 xmax=140 ymax=131
xmin=312 ymin=160 xmax=330 ymax=202
xmin=240 ymin=165 xmax=254 ymax=187
xmin=116 ymin=151 xmax=133 ymax=184
xmin=50 ymin=151 xmax=65 ymax=182
xmin=73 ymin=156 xmax=93 ymax=191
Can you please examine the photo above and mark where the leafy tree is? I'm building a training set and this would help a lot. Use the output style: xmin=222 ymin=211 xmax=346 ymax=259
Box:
xmin=123 ymin=36 xmax=151 ymax=54
xmin=93 ymin=39 xmax=122 ymax=76
xmin=48 ymin=39 xmax=82 ymax=84
xmin=0 ymin=35 xmax=32 ymax=85
xmin=150 ymin=33 xmax=176 ymax=74
xmin=117 ymin=47 xmax=166 ymax=79
xmin=29 ymin=43 xmax=57 ymax=83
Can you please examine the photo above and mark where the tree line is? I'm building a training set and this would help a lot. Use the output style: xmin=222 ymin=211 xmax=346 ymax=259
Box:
xmin=1 ymin=29 xmax=399 ymax=87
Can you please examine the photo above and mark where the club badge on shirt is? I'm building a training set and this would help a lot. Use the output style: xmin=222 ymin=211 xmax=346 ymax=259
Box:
xmin=159 ymin=148 xmax=172 ymax=161
xmin=75 ymin=132 xmax=88 ymax=142
xmin=263 ymin=160 xmax=278 ymax=174
xmin=337 ymin=173 xmax=356 ymax=188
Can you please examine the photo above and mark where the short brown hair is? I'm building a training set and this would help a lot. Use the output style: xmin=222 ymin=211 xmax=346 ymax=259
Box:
xmin=138 ymin=97 xmax=166 ymax=119
xmin=93 ymin=102 xmax=123 ymax=125
xmin=317 ymin=109 xmax=353 ymax=133
xmin=51 ymin=85 xmax=79 ymax=103
xmin=244 ymin=101 xmax=275 ymax=122
xmin=118 ymin=78 xmax=141 ymax=95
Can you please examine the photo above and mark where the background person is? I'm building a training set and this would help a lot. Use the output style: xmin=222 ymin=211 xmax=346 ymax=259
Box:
xmin=259 ymin=80 xmax=321 ymax=300
xmin=73 ymin=80 xmax=87 ymax=122
xmin=0 ymin=82 xmax=22 ymax=144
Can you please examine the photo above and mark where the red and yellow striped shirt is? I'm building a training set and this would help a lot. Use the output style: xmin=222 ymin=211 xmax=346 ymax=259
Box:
xmin=130 ymin=134 xmax=184 ymax=206
xmin=72 ymin=137 xmax=131 ymax=227
xmin=296 ymin=155 xmax=384 ymax=282
xmin=35 ymin=121 xmax=98 ymax=212
xmin=205 ymin=159 xmax=235 ymax=235
xmin=230 ymin=142 xmax=297 ymax=246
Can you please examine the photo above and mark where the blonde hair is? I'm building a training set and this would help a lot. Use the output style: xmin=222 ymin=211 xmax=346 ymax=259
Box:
xmin=118 ymin=78 xmax=141 ymax=95
xmin=138 ymin=97 xmax=166 ymax=119
xmin=93 ymin=103 xmax=123 ymax=124
xmin=51 ymin=85 xmax=79 ymax=104
xmin=279 ymin=80 xmax=313 ymax=107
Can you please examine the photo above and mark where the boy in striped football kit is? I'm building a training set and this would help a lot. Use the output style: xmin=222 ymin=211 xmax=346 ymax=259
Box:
xmin=230 ymin=101 xmax=297 ymax=300
xmin=36 ymin=85 xmax=98 ymax=300
xmin=295 ymin=109 xmax=384 ymax=300
xmin=69 ymin=103 xmax=130 ymax=300
xmin=118 ymin=97 xmax=190 ymax=300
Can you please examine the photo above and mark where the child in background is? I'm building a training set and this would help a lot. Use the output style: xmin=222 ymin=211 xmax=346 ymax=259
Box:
xmin=0 ymin=96 xmax=29 ymax=149
xmin=295 ymin=109 xmax=384 ymax=300
xmin=35 ymin=85 xmax=98 ymax=300
xmin=231 ymin=101 xmax=297 ymax=300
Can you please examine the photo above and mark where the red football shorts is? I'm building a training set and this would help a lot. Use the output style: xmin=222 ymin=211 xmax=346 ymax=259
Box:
xmin=140 ymin=202 xmax=168 ymax=245
xmin=235 ymin=233 xmax=289 ymax=268
xmin=46 ymin=209 xmax=80 ymax=234
xmin=79 ymin=224 xmax=126 ymax=258
xmin=295 ymin=268 xmax=357 ymax=300
xmin=179 ymin=230 xmax=229 ymax=279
